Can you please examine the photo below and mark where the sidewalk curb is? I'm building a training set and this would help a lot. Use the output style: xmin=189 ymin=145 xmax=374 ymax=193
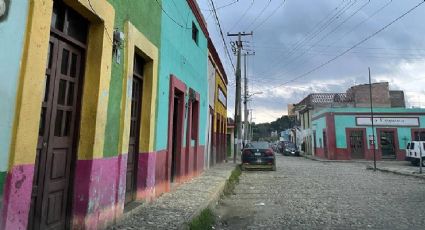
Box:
xmin=183 ymin=164 xmax=239 ymax=229
xmin=302 ymin=154 xmax=373 ymax=164
xmin=366 ymin=165 xmax=425 ymax=180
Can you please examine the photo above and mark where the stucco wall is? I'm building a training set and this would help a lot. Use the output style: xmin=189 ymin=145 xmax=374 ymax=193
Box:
xmin=103 ymin=0 xmax=162 ymax=157
xmin=314 ymin=108 xmax=425 ymax=151
xmin=156 ymin=0 xmax=208 ymax=150
xmin=0 ymin=0 xmax=28 ymax=198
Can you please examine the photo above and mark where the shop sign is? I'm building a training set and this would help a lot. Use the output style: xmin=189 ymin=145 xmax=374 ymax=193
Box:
xmin=356 ymin=117 xmax=419 ymax=127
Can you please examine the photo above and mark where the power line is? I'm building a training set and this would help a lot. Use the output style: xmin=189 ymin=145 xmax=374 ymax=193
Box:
xmin=201 ymin=0 xmax=240 ymax=11
xmin=320 ymin=0 xmax=394 ymax=53
xmin=244 ymin=0 xmax=272 ymax=31
xmin=209 ymin=0 xmax=236 ymax=72
xmin=252 ymin=0 xmax=287 ymax=31
xmin=260 ymin=0 xmax=356 ymax=77
xmin=266 ymin=0 xmax=371 ymax=77
xmin=271 ymin=0 xmax=425 ymax=89
xmin=228 ymin=0 xmax=255 ymax=32
xmin=155 ymin=0 xmax=190 ymax=29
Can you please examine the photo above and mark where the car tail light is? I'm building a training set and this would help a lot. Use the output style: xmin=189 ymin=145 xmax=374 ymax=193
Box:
xmin=265 ymin=149 xmax=274 ymax=156
xmin=243 ymin=149 xmax=252 ymax=156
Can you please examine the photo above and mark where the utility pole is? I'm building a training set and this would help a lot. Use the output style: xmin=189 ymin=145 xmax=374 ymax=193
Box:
xmin=369 ymin=67 xmax=377 ymax=171
xmin=228 ymin=31 xmax=253 ymax=163
xmin=243 ymin=52 xmax=255 ymax=147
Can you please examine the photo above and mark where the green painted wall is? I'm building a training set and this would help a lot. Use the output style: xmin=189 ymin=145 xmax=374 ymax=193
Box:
xmin=103 ymin=0 xmax=162 ymax=157
xmin=155 ymin=0 xmax=208 ymax=150
xmin=312 ymin=116 xmax=326 ymax=148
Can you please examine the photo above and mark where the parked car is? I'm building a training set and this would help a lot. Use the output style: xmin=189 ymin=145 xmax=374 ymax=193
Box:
xmin=405 ymin=141 xmax=425 ymax=166
xmin=277 ymin=141 xmax=290 ymax=154
xmin=241 ymin=141 xmax=276 ymax=171
xmin=282 ymin=142 xmax=300 ymax=156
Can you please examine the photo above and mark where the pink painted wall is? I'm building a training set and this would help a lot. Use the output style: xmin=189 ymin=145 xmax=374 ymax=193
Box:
xmin=1 ymin=164 xmax=34 ymax=230
xmin=72 ymin=155 xmax=126 ymax=229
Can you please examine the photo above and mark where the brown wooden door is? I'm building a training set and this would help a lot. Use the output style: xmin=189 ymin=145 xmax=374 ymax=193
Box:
xmin=350 ymin=130 xmax=365 ymax=159
xmin=323 ymin=131 xmax=328 ymax=158
xmin=125 ymin=75 xmax=143 ymax=204
xmin=30 ymin=37 xmax=83 ymax=230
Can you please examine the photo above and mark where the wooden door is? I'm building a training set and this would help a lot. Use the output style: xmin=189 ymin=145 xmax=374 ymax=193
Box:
xmin=125 ymin=75 xmax=143 ymax=205
xmin=380 ymin=131 xmax=396 ymax=158
xmin=323 ymin=131 xmax=328 ymax=158
xmin=30 ymin=37 xmax=83 ymax=230
xmin=349 ymin=130 xmax=365 ymax=159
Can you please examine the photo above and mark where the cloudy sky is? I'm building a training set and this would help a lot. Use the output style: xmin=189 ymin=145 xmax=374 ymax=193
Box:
xmin=196 ymin=0 xmax=425 ymax=123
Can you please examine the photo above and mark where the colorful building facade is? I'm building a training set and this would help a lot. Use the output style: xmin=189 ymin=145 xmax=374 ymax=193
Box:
xmin=204 ymin=39 xmax=228 ymax=168
xmin=0 ymin=0 xmax=224 ymax=229
xmin=312 ymin=108 xmax=425 ymax=161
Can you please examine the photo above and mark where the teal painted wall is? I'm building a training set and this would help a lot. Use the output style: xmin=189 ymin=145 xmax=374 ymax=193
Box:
xmin=312 ymin=117 xmax=326 ymax=148
xmin=0 ymin=0 xmax=29 ymax=194
xmin=156 ymin=0 xmax=208 ymax=150
xmin=103 ymin=0 xmax=162 ymax=156
xmin=313 ymin=108 xmax=425 ymax=150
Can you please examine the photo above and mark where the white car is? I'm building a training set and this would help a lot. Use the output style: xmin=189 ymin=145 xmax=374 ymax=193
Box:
xmin=405 ymin=141 xmax=425 ymax=166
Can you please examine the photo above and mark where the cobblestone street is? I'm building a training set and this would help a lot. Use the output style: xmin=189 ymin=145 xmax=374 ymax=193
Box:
xmin=214 ymin=155 xmax=425 ymax=229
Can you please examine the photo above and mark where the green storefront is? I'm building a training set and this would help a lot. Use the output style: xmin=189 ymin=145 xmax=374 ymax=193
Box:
xmin=312 ymin=108 xmax=425 ymax=161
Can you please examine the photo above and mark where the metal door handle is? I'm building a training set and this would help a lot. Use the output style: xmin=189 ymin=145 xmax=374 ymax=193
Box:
xmin=43 ymin=142 xmax=47 ymax=147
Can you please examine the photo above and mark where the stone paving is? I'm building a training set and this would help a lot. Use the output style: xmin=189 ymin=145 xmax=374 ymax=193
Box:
xmin=108 ymin=162 xmax=236 ymax=230
xmin=214 ymin=155 xmax=425 ymax=230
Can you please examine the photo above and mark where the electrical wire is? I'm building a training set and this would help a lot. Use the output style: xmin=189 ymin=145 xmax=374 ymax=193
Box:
xmin=209 ymin=0 xmax=236 ymax=72
xmin=87 ymin=0 xmax=113 ymax=44
xmin=268 ymin=0 xmax=371 ymax=78
xmin=270 ymin=0 xmax=425 ymax=89
xmin=244 ymin=0 xmax=272 ymax=31
xmin=259 ymin=0 xmax=356 ymax=78
xmin=228 ymin=0 xmax=255 ymax=32
xmin=155 ymin=0 xmax=190 ymax=29
xmin=251 ymin=0 xmax=287 ymax=31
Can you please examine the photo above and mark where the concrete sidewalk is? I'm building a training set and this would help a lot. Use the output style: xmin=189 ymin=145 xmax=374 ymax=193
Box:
xmin=301 ymin=154 xmax=370 ymax=163
xmin=302 ymin=153 xmax=425 ymax=179
xmin=108 ymin=161 xmax=237 ymax=230
xmin=366 ymin=161 xmax=425 ymax=179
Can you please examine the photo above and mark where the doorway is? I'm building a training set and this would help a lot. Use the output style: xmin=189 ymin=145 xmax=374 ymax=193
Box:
xmin=379 ymin=130 xmax=396 ymax=159
xmin=125 ymin=54 xmax=144 ymax=205
xmin=170 ymin=92 xmax=184 ymax=183
xmin=209 ymin=110 xmax=215 ymax=167
xmin=349 ymin=130 xmax=365 ymax=159
xmin=29 ymin=2 xmax=88 ymax=229
xmin=323 ymin=130 xmax=328 ymax=158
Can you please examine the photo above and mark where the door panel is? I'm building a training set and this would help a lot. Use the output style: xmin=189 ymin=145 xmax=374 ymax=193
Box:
xmin=125 ymin=75 xmax=143 ymax=205
xmin=380 ymin=131 xmax=396 ymax=158
xmin=30 ymin=38 xmax=83 ymax=230
xmin=350 ymin=130 xmax=364 ymax=159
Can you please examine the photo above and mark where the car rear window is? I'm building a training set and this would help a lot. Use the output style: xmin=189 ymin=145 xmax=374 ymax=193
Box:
xmin=249 ymin=142 xmax=270 ymax=149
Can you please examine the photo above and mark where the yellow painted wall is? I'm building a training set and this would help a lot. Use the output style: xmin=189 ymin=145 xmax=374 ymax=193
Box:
xmin=118 ymin=21 xmax=159 ymax=155
xmin=8 ymin=0 xmax=115 ymax=167
xmin=214 ymin=72 xmax=227 ymax=132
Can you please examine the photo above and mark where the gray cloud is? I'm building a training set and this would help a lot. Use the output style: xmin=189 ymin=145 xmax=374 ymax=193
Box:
xmin=198 ymin=0 xmax=425 ymax=123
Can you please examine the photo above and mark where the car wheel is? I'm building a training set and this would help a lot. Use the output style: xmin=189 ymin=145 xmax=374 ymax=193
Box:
xmin=422 ymin=159 xmax=425 ymax=167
